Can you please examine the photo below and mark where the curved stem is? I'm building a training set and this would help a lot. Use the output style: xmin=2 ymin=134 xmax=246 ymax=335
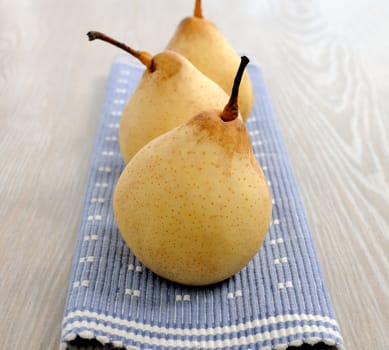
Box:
xmin=221 ymin=56 xmax=250 ymax=122
xmin=194 ymin=0 xmax=203 ymax=18
xmin=87 ymin=31 xmax=154 ymax=71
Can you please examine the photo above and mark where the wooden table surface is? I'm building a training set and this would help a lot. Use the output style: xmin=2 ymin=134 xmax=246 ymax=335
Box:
xmin=1 ymin=1 xmax=388 ymax=349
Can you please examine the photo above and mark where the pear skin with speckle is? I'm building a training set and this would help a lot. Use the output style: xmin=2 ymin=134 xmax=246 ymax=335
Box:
xmin=113 ymin=109 xmax=272 ymax=286
xmin=166 ymin=3 xmax=254 ymax=120
xmin=119 ymin=50 xmax=232 ymax=164
xmin=86 ymin=31 xmax=235 ymax=165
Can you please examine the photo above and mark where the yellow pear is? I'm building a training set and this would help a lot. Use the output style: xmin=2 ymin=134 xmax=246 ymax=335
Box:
xmin=166 ymin=0 xmax=254 ymax=120
xmin=113 ymin=57 xmax=272 ymax=286
xmin=87 ymin=31 xmax=232 ymax=163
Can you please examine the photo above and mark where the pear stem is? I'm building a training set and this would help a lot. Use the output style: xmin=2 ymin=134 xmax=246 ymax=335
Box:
xmin=194 ymin=0 xmax=203 ymax=18
xmin=87 ymin=31 xmax=154 ymax=71
xmin=221 ymin=56 xmax=250 ymax=122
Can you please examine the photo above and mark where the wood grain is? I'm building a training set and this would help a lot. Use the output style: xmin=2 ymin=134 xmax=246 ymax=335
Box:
xmin=0 ymin=1 xmax=387 ymax=349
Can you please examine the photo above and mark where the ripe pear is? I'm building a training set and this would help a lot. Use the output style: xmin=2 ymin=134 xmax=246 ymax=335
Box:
xmin=113 ymin=57 xmax=272 ymax=286
xmin=87 ymin=31 xmax=233 ymax=163
xmin=166 ymin=0 xmax=254 ymax=121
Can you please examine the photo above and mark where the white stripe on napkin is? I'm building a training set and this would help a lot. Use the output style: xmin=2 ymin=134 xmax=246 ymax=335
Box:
xmin=63 ymin=310 xmax=339 ymax=337
xmin=62 ymin=319 xmax=340 ymax=349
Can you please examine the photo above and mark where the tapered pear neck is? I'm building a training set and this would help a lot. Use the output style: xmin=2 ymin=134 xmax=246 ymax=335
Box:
xmin=194 ymin=0 xmax=203 ymax=18
xmin=87 ymin=31 xmax=154 ymax=71
xmin=221 ymin=56 xmax=250 ymax=122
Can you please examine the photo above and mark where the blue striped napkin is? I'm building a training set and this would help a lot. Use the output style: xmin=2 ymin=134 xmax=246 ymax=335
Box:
xmin=60 ymin=56 xmax=343 ymax=350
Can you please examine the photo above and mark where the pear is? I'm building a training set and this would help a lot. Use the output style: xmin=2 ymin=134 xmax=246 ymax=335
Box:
xmin=113 ymin=56 xmax=272 ymax=286
xmin=87 ymin=31 xmax=232 ymax=164
xmin=166 ymin=0 xmax=254 ymax=121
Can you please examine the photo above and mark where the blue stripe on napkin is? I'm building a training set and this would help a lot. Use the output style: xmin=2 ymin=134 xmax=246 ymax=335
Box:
xmin=60 ymin=56 xmax=343 ymax=350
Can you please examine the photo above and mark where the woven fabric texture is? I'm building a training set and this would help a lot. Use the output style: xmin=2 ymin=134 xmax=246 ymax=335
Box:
xmin=60 ymin=56 xmax=343 ymax=350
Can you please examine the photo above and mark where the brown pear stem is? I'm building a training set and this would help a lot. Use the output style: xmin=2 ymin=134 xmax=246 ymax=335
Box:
xmin=194 ymin=0 xmax=203 ymax=18
xmin=87 ymin=31 xmax=154 ymax=71
xmin=221 ymin=56 xmax=250 ymax=122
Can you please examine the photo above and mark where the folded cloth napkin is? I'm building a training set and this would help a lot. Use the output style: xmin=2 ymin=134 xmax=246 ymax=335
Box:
xmin=60 ymin=56 xmax=343 ymax=350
